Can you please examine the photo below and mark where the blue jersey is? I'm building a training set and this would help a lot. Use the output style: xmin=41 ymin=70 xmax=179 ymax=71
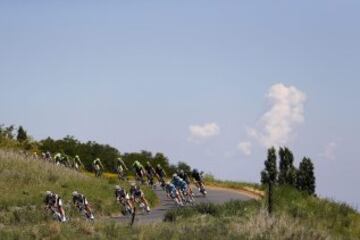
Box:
xmin=172 ymin=176 xmax=187 ymax=191
xmin=166 ymin=183 xmax=177 ymax=197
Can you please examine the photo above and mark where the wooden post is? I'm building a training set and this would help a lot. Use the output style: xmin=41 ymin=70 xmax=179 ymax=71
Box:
xmin=268 ymin=181 xmax=273 ymax=215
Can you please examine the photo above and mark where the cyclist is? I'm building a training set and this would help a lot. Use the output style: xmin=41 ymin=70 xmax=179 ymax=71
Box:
xmin=117 ymin=157 xmax=128 ymax=171
xmin=72 ymin=191 xmax=94 ymax=220
xmin=145 ymin=161 xmax=156 ymax=187
xmin=132 ymin=160 xmax=145 ymax=184
xmin=116 ymin=157 xmax=128 ymax=181
xmin=155 ymin=164 xmax=167 ymax=187
xmin=73 ymin=155 xmax=83 ymax=171
xmin=45 ymin=151 xmax=52 ymax=162
xmin=115 ymin=185 xmax=134 ymax=215
xmin=192 ymin=169 xmax=207 ymax=195
xmin=172 ymin=174 xmax=193 ymax=203
xmin=44 ymin=191 xmax=66 ymax=222
xmin=178 ymin=169 xmax=194 ymax=196
xmin=93 ymin=158 xmax=104 ymax=177
xmin=54 ymin=153 xmax=62 ymax=165
xmin=165 ymin=182 xmax=184 ymax=206
xmin=129 ymin=183 xmax=151 ymax=213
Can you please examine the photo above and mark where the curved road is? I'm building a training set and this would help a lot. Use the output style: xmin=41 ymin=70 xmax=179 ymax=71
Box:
xmin=114 ymin=186 xmax=253 ymax=224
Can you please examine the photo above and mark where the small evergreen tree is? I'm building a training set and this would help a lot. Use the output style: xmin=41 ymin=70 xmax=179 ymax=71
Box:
xmin=278 ymin=147 xmax=297 ymax=186
xmin=261 ymin=147 xmax=278 ymax=184
xmin=17 ymin=126 xmax=28 ymax=143
xmin=297 ymin=157 xmax=316 ymax=195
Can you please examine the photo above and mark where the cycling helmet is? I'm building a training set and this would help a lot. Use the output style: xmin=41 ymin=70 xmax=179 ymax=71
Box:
xmin=115 ymin=185 xmax=122 ymax=190
xmin=179 ymin=169 xmax=184 ymax=175
xmin=72 ymin=191 xmax=79 ymax=197
xmin=172 ymin=173 xmax=177 ymax=178
xmin=45 ymin=191 xmax=52 ymax=196
xmin=193 ymin=168 xmax=199 ymax=173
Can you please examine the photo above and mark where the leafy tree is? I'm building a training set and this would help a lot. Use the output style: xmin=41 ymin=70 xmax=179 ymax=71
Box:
xmin=278 ymin=147 xmax=297 ymax=186
xmin=168 ymin=164 xmax=178 ymax=175
xmin=176 ymin=161 xmax=192 ymax=174
xmin=39 ymin=136 xmax=121 ymax=171
xmin=297 ymin=157 xmax=316 ymax=195
xmin=261 ymin=147 xmax=278 ymax=184
xmin=4 ymin=125 xmax=15 ymax=139
xmin=16 ymin=126 xmax=28 ymax=143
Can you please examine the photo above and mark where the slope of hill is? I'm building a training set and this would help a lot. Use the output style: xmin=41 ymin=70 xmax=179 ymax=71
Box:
xmin=0 ymin=149 xmax=157 ymax=226
xmin=1 ymin=149 xmax=360 ymax=240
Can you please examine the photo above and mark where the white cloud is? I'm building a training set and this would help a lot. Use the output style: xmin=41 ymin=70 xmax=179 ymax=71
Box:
xmin=248 ymin=83 xmax=306 ymax=148
xmin=188 ymin=122 xmax=220 ymax=143
xmin=320 ymin=142 xmax=337 ymax=160
xmin=237 ymin=141 xmax=252 ymax=156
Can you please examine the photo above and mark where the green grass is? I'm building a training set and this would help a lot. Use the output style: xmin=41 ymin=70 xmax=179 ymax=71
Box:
xmin=273 ymin=186 xmax=360 ymax=239
xmin=1 ymin=148 xmax=360 ymax=239
xmin=164 ymin=186 xmax=360 ymax=240
xmin=0 ymin=208 xmax=330 ymax=240
xmin=0 ymin=149 xmax=158 ymax=227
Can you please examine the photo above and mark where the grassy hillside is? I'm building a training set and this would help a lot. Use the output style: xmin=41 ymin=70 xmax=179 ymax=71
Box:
xmin=0 ymin=149 xmax=157 ymax=226
xmin=1 ymin=149 xmax=359 ymax=240
xmin=163 ymin=187 xmax=360 ymax=240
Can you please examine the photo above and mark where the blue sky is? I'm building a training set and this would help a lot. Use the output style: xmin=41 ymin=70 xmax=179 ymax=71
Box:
xmin=1 ymin=1 xmax=360 ymax=208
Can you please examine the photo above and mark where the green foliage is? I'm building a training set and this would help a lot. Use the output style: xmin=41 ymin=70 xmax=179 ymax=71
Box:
xmin=0 ymin=213 xmax=331 ymax=240
xmin=39 ymin=136 xmax=180 ymax=175
xmin=2 ymin=123 xmax=188 ymax=178
xmin=278 ymin=147 xmax=297 ymax=187
xmin=39 ymin=136 xmax=121 ymax=172
xmin=261 ymin=147 xmax=278 ymax=184
xmin=122 ymin=151 xmax=173 ymax=174
xmin=296 ymin=157 xmax=316 ymax=195
xmin=176 ymin=161 xmax=192 ymax=174
xmin=165 ymin=186 xmax=360 ymax=239
xmin=164 ymin=200 xmax=261 ymax=222
xmin=16 ymin=126 xmax=28 ymax=143
xmin=273 ymin=186 xmax=360 ymax=238
xmin=261 ymin=147 xmax=317 ymax=196
xmin=1 ymin=124 xmax=15 ymax=139
xmin=0 ymin=124 xmax=17 ymax=148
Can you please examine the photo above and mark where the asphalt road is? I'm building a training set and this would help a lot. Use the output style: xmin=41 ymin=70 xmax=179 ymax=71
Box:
xmin=114 ymin=186 xmax=252 ymax=224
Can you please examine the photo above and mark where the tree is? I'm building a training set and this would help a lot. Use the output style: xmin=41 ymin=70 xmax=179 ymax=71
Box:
xmin=176 ymin=161 xmax=192 ymax=174
xmin=4 ymin=125 xmax=15 ymax=139
xmin=296 ymin=157 xmax=316 ymax=195
xmin=261 ymin=147 xmax=278 ymax=215
xmin=261 ymin=147 xmax=278 ymax=184
xmin=278 ymin=147 xmax=297 ymax=186
xmin=16 ymin=126 xmax=28 ymax=143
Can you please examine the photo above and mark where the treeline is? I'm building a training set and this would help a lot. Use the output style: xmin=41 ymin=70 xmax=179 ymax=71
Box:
xmin=0 ymin=124 xmax=36 ymax=150
xmin=0 ymin=124 xmax=191 ymax=175
xmin=261 ymin=147 xmax=316 ymax=195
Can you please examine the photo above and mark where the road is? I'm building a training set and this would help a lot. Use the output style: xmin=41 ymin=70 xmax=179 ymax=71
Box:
xmin=114 ymin=186 xmax=253 ymax=224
